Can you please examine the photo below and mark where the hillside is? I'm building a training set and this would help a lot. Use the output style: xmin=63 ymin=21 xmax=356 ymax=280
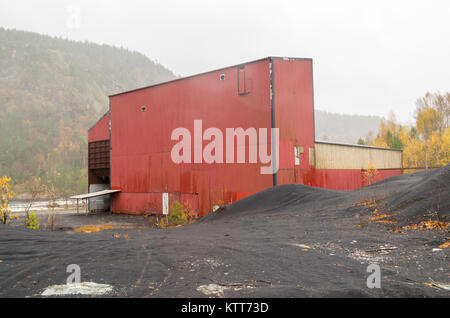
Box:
xmin=0 ymin=28 xmax=386 ymax=195
xmin=315 ymin=109 xmax=382 ymax=144
xmin=0 ymin=28 xmax=176 ymax=194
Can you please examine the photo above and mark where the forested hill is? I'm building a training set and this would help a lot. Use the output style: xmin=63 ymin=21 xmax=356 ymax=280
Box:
xmin=315 ymin=110 xmax=382 ymax=144
xmin=0 ymin=28 xmax=176 ymax=195
xmin=0 ymin=28 xmax=385 ymax=196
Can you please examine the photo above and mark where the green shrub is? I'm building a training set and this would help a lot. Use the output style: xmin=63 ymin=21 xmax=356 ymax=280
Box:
xmin=26 ymin=211 xmax=40 ymax=229
xmin=168 ymin=200 xmax=194 ymax=226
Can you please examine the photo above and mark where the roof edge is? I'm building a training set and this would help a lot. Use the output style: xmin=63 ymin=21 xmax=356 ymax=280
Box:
xmin=109 ymin=56 xmax=313 ymax=98
xmin=315 ymin=140 xmax=403 ymax=152
xmin=88 ymin=111 xmax=110 ymax=132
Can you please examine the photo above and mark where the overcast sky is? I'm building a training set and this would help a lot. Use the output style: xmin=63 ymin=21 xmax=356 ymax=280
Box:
xmin=1 ymin=0 xmax=449 ymax=123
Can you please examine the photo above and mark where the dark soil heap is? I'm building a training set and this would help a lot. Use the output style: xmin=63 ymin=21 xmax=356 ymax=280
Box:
xmin=0 ymin=166 xmax=448 ymax=297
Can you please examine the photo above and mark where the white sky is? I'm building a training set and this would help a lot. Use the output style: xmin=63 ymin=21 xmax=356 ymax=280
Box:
xmin=1 ymin=0 xmax=449 ymax=123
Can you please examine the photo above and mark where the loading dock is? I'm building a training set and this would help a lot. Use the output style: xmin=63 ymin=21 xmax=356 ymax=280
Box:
xmin=71 ymin=190 xmax=120 ymax=214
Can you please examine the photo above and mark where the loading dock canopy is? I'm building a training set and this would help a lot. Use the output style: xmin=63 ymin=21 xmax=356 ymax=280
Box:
xmin=70 ymin=189 xmax=120 ymax=200
xmin=71 ymin=189 xmax=120 ymax=214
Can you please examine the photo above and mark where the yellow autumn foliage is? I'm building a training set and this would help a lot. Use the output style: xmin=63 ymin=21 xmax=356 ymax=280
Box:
xmin=0 ymin=176 xmax=16 ymax=224
xmin=362 ymin=161 xmax=379 ymax=185
xmin=74 ymin=224 xmax=114 ymax=233
xmin=369 ymin=92 xmax=450 ymax=169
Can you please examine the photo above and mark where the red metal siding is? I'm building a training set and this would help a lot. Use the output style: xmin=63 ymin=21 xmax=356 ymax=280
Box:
xmin=272 ymin=58 xmax=402 ymax=190
xmin=274 ymin=59 xmax=315 ymax=185
xmin=88 ymin=112 xmax=110 ymax=142
xmin=110 ymin=59 xmax=274 ymax=216
xmin=304 ymin=168 xmax=403 ymax=190
xmin=99 ymin=57 xmax=403 ymax=217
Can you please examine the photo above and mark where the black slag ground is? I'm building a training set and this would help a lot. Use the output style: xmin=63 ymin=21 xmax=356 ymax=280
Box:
xmin=0 ymin=165 xmax=448 ymax=297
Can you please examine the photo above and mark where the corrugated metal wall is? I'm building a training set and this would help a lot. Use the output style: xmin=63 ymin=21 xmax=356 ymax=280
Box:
xmin=88 ymin=57 xmax=404 ymax=215
xmin=88 ymin=112 xmax=110 ymax=142
xmin=88 ymin=112 xmax=111 ymax=199
xmin=314 ymin=142 xmax=402 ymax=169
xmin=273 ymin=58 xmax=315 ymax=186
xmin=307 ymin=168 xmax=403 ymax=190
xmin=109 ymin=58 xmax=275 ymax=216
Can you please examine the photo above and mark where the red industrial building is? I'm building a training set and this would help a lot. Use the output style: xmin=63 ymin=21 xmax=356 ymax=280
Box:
xmin=87 ymin=57 xmax=402 ymax=216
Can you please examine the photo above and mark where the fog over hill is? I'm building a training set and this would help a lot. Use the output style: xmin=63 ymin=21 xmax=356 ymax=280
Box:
xmin=0 ymin=28 xmax=175 ymax=193
xmin=314 ymin=109 xmax=382 ymax=144
xmin=0 ymin=28 xmax=384 ymax=194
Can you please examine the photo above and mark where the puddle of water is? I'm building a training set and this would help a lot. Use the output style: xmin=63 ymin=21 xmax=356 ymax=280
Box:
xmin=197 ymin=283 xmax=255 ymax=297
xmin=9 ymin=199 xmax=76 ymax=213
xmin=197 ymin=283 xmax=228 ymax=297
xmin=434 ymin=283 xmax=450 ymax=291
xmin=41 ymin=282 xmax=113 ymax=296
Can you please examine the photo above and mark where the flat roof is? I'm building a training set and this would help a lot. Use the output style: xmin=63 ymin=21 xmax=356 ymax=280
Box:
xmin=315 ymin=140 xmax=402 ymax=152
xmin=71 ymin=189 xmax=120 ymax=200
xmin=109 ymin=56 xmax=312 ymax=98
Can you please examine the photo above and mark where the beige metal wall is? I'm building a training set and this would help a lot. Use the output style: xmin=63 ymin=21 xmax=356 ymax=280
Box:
xmin=314 ymin=142 xmax=402 ymax=169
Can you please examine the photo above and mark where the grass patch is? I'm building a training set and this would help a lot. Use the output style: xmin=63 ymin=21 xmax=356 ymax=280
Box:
xmin=403 ymin=220 xmax=449 ymax=230
xmin=74 ymin=224 xmax=114 ymax=233
xmin=369 ymin=214 xmax=391 ymax=221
